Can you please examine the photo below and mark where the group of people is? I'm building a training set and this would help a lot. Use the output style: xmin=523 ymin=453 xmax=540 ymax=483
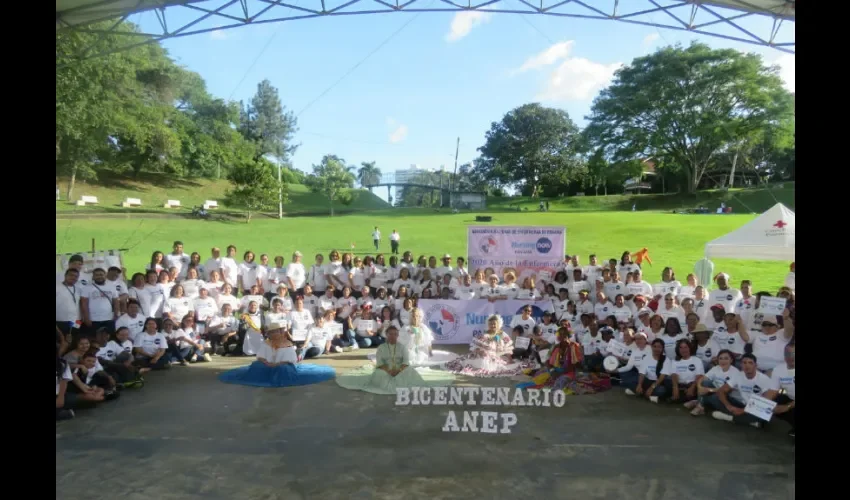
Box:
xmin=55 ymin=241 xmax=796 ymax=439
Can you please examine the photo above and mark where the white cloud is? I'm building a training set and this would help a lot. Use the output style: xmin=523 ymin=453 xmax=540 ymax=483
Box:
xmin=386 ymin=118 xmax=409 ymax=143
xmin=773 ymin=53 xmax=795 ymax=93
xmin=210 ymin=30 xmax=228 ymax=40
xmin=445 ymin=12 xmax=492 ymax=42
xmin=512 ymin=41 xmax=575 ymax=75
xmin=535 ymin=58 xmax=623 ymax=102
xmin=642 ymin=33 xmax=660 ymax=48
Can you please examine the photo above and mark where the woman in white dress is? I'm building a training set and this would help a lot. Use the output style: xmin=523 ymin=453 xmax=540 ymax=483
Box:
xmin=399 ymin=308 xmax=434 ymax=365
xmin=442 ymin=314 xmax=537 ymax=378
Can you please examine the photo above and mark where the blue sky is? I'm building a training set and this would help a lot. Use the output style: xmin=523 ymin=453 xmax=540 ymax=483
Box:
xmin=133 ymin=2 xmax=794 ymax=199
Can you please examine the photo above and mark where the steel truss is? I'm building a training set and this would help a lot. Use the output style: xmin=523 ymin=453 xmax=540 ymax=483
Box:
xmin=57 ymin=0 xmax=795 ymax=66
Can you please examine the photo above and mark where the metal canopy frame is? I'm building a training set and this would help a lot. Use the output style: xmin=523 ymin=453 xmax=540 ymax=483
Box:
xmin=56 ymin=0 xmax=795 ymax=65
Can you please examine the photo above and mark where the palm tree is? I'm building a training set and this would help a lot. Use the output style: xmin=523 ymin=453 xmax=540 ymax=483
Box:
xmin=357 ymin=161 xmax=382 ymax=192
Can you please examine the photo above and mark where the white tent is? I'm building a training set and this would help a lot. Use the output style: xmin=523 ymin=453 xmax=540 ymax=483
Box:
xmin=704 ymin=203 xmax=795 ymax=261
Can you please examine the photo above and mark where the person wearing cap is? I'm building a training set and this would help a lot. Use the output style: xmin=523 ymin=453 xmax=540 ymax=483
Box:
xmin=569 ymin=269 xmax=590 ymax=303
xmin=708 ymin=273 xmax=743 ymax=314
xmin=433 ymin=254 xmax=453 ymax=282
xmin=703 ymin=353 xmax=778 ymax=428
xmin=635 ymin=308 xmax=654 ymax=341
xmin=287 ymin=253 xmax=307 ymax=299
xmin=742 ymin=308 xmax=794 ymax=373
xmin=575 ymin=289 xmax=594 ymax=317
xmin=690 ymin=323 xmax=716 ymax=370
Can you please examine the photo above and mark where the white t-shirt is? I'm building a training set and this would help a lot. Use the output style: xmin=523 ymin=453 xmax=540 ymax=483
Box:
xmin=324 ymin=262 xmax=346 ymax=288
xmin=454 ymin=286 xmax=477 ymax=300
xmin=56 ymin=282 xmax=81 ymax=322
xmin=238 ymin=262 xmax=260 ymax=290
xmin=180 ymin=279 xmax=205 ymax=299
xmin=203 ymin=257 xmax=222 ymax=281
xmin=510 ymin=316 xmax=537 ymax=336
xmin=594 ymin=303 xmax=613 ymax=321
xmin=653 ymin=280 xmax=682 ymax=298
xmin=660 ymin=333 xmax=688 ymax=359
xmin=98 ymin=339 xmax=133 ymax=361
xmin=164 ymin=297 xmax=193 ymax=321
xmin=165 ymin=253 xmax=191 ymax=279
xmin=372 ymin=230 xmax=381 ymax=240
xmin=335 ymin=297 xmax=356 ymax=319
xmin=288 ymin=310 xmax=314 ymax=338
xmin=483 ymin=285 xmax=505 ymax=298
xmin=626 ymin=281 xmax=653 ymax=300
xmin=604 ymin=282 xmax=626 ymax=301
xmin=354 ymin=317 xmax=378 ymax=335
xmin=640 ymin=355 xmax=662 ymax=381
xmin=193 ymin=297 xmax=218 ymax=321
xmin=502 ymin=284 xmax=520 ymax=299
xmin=708 ymin=287 xmax=743 ymax=314
xmin=350 ymin=268 xmax=367 ymax=291
xmin=784 ymin=271 xmax=795 ymax=291
xmin=390 ymin=232 xmax=400 ymax=241
xmin=287 ymin=263 xmax=307 ymax=289
xmin=217 ymin=294 xmax=240 ymax=312
xmin=134 ymin=332 xmax=167 ymax=356
xmin=581 ymin=333 xmax=605 ymax=356
xmin=657 ymin=306 xmax=686 ymax=326
xmin=434 ymin=266 xmax=453 ymax=281
xmin=705 ymin=364 xmax=740 ymax=389
xmin=115 ymin=313 xmax=146 ymax=341
xmin=264 ymin=311 xmax=291 ymax=331
xmin=749 ymin=329 xmax=790 ymax=371
xmin=711 ymin=328 xmax=746 ymax=356
xmin=308 ymin=325 xmax=331 ymax=345
xmin=108 ymin=278 xmax=127 ymax=297
xmin=82 ymin=282 xmax=119 ymax=322
xmin=57 ymin=270 xmax=92 ymax=287
xmin=618 ymin=345 xmax=651 ymax=373
xmin=569 ymin=280 xmax=591 ymax=301
xmin=308 ymin=264 xmax=328 ymax=291
xmin=725 ymin=370 xmax=778 ymax=404
xmin=145 ymin=284 xmax=167 ymax=318
xmin=220 ymin=257 xmax=239 ymax=286
xmin=661 ymin=356 xmax=705 ymax=385
xmin=168 ymin=328 xmax=193 ymax=348
xmin=771 ymin=364 xmax=795 ymax=400
xmin=678 ymin=285 xmax=697 ymax=301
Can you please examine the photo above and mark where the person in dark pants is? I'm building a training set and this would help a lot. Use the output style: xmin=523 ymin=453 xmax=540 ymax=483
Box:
xmin=372 ymin=226 xmax=381 ymax=251
xmin=770 ymin=343 xmax=796 ymax=437
xmin=390 ymin=230 xmax=400 ymax=255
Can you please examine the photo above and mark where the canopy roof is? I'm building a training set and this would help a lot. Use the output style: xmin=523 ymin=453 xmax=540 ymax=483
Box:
xmin=56 ymin=0 xmax=795 ymax=63
xmin=704 ymin=203 xmax=795 ymax=261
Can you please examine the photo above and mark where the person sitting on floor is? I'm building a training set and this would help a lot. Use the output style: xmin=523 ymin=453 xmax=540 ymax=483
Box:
xmin=770 ymin=343 xmax=796 ymax=438
xmin=703 ymin=353 xmax=778 ymax=429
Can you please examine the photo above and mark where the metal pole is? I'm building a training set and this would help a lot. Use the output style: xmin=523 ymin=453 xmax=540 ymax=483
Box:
xmin=277 ymin=163 xmax=283 ymax=219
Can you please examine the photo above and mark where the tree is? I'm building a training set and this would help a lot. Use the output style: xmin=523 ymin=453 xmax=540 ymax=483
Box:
xmin=584 ymin=42 xmax=794 ymax=194
xmin=224 ymin=159 xmax=283 ymax=222
xmin=305 ymin=155 xmax=357 ymax=216
xmin=477 ymin=103 xmax=583 ymax=196
xmin=238 ymin=80 xmax=299 ymax=163
xmin=357 ymin=161 xmax=382 ymax=192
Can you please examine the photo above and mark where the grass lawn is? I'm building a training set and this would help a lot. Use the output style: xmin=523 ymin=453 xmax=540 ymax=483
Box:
xmin=55 ymin=210 xmax=790 ymax=293
xmin=55 ymin=174 xmax=390 ymax=215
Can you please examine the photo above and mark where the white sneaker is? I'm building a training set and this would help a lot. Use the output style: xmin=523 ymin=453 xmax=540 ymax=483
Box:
xmin=649 ymin=396 xmax=659 ymax=404
xmin=624 ymin=389 xmax=636 ymax=396
xmin=332 ymin=346 xmax=343 ymax=353
xmin=350 ymin=343 xmax=360 ymax=350
xmin=712 ymin=411 xmax=734 ymax=423
xmin=683 ymin=400 xmax=699 ymax=410
xmin=750 ymin=422 xmax=763 ymax=429
xmin=190 ymin=354 xmax=198 ymax=363
xmin=203 ymin=353 xmax=212 ymax=362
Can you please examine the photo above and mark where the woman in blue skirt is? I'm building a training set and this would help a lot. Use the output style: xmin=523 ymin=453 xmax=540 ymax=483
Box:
xmin=219 ymin=322 xmax=336 ymax=388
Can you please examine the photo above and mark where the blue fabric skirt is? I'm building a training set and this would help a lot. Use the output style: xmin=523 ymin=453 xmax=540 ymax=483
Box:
xmin=219 ymin=361 xmax=336 ymax=388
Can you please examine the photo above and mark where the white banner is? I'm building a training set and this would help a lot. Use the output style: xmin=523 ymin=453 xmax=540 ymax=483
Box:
xmin=467 ymin=226 xmax=566 ymax=280
xmin=417 ymin=299 xmax=555 ymax=345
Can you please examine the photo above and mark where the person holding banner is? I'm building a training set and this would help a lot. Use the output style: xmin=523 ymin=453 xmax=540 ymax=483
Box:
xmin=218 ymin=323 xmax=336 ymax=388
xmin=704 ymin=353 xmax=778 ymax=428
xmin=442 ymin=314 xmax=536 ymax=378
xmin=743 ymin=309 xmax=794 ymax=373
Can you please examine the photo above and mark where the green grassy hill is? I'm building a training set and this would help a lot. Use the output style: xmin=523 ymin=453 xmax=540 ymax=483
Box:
xmin=487 ymin=182 xmax=795 ymax=213
xmin=56 ymin=172 xmax=391 ymax=215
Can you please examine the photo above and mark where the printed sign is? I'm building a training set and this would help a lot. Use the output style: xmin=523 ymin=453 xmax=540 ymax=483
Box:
xmin=467 ymin=226 xmax=565 ymax=280
xmin=417 ymin=299 xmax=555 ymax=345
xmin=744 ymin=394 xmax=777 ymax=422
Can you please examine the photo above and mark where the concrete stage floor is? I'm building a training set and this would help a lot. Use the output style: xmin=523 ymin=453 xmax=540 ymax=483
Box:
xmin=56 ymin=346 xmax=795 ymax=500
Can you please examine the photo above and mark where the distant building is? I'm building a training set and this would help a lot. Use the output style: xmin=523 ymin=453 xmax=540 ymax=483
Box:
xmin=394 ymin=164 xmax=436 ymax=184
xmin=623 ymin=158 xmax=657 ymax=193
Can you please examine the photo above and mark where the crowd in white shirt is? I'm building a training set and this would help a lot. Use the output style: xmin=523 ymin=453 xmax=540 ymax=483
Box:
xmin=56 ymin=243 xmax=795 ymax=436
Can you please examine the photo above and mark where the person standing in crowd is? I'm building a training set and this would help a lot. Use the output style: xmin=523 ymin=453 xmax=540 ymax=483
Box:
xmin=390 ymin=229 xmax=400 ymax=255
xmin=165 ymin=241 xmax=190 ymax=280
xmin=704 ymin=353 xmax=778 ymax=428
xmin=204 ymin=247 xmax=222 ymax=281
xmin=287 ymin=251 xmax=307 ymax=299
xmin=220 ymin=245 xmax=239 ymax=295
xmin=57 ymin=268 xmax=82 ymax=341
xmin=372 ymin=226 xmax=381 ymax=251
xmin=80 ymin=268 xmax=119 ymax=339
xmin=57 ymin=254 xmax=91 ymax=286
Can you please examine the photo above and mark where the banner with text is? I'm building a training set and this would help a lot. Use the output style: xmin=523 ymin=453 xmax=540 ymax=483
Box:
xmin=467 ymin=225 xmax=566 ymax=281
xmin=418 ymin=299 xmax=555 ymax=345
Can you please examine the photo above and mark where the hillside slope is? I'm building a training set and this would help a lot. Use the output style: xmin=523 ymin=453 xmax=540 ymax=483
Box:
xmin=487 ymin=183 xmax=795 ymax=213
xmin=56 ymin=173 xmax=391 ymax=215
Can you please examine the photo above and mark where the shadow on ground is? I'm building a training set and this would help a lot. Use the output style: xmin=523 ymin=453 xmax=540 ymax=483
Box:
xmin=56 ymin=346 xmax=794 ymax=500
